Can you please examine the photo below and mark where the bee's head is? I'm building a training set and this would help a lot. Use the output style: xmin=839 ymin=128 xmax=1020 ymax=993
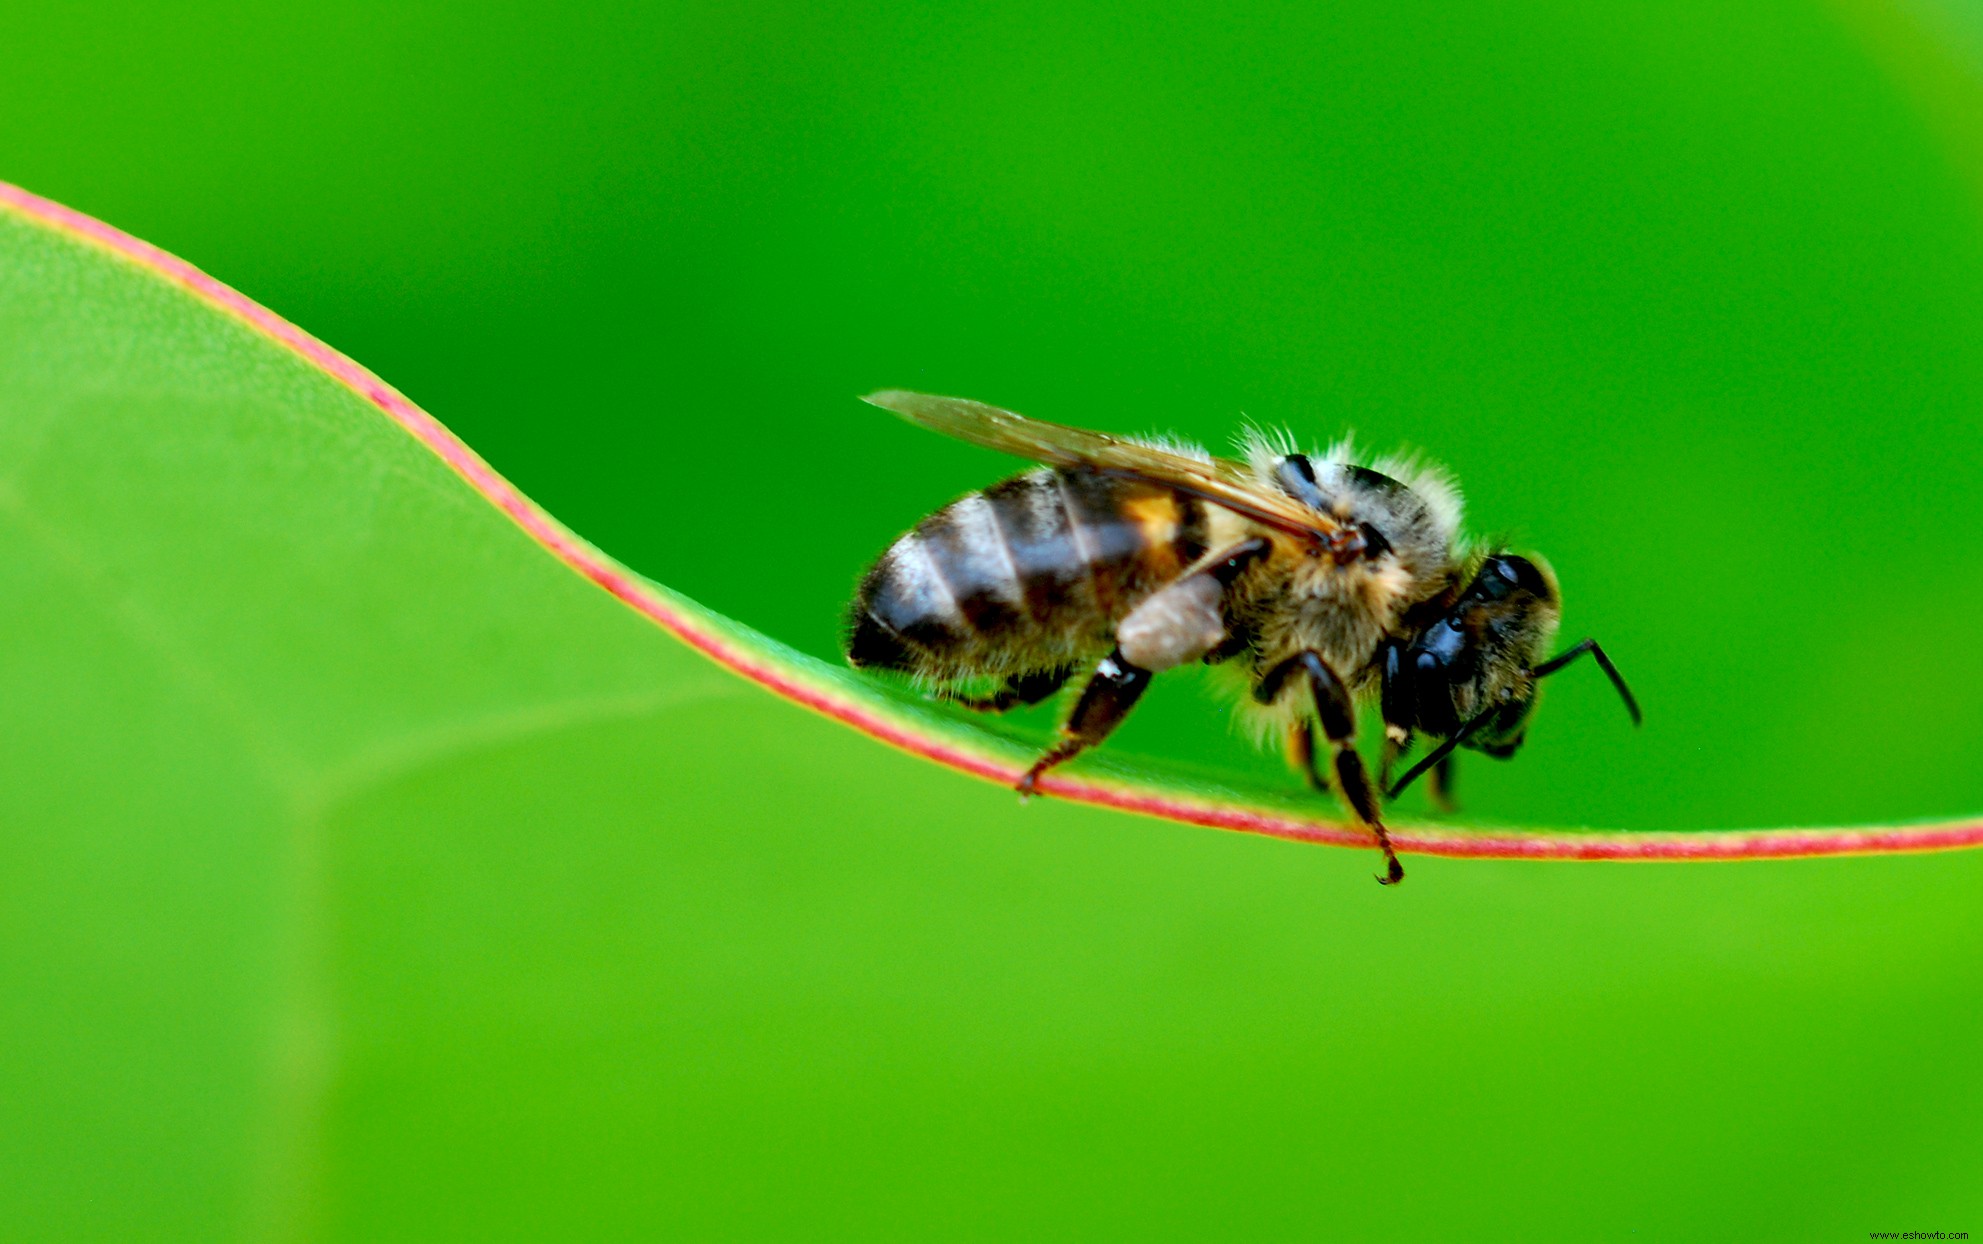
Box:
xmin=1382 ymin=553 xmax=1640 ymax=799
xmin=1383 ymin=554 xmax=1562 ymax=755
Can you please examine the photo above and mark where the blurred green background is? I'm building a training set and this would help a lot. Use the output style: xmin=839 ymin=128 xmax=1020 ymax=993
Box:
xmin=5 ymin=0 xmax=1983 ymax=1238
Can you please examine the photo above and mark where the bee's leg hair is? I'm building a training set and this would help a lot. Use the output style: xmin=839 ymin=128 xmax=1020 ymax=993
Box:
xmin=938 ymin=667 xmax=1073 ymax=713
xmin=1017 ymin=649 xmax=1151 ymax=796
xmin=1259 ymin=649 xmax=1404 ymax=885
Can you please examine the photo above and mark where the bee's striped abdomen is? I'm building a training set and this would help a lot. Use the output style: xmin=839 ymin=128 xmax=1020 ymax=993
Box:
xmin=847 ymin=469 xmax=1208 ymax=683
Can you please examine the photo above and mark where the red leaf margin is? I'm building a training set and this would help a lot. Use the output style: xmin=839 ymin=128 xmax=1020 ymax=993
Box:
xmin=7 ymin=180 xmax=1978 ymax=866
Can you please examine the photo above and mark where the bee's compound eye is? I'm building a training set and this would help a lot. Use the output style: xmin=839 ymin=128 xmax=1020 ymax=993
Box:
xmin=1499 ymin=556 xmax=1548 ymax=595
xmin=1480 ymin=555 xmax=1548 ymax=600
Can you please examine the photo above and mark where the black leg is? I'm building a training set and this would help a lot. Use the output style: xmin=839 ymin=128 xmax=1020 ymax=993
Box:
xmin=938 ymin=667 xmax=1072 ymax=713
xmin=1532 ymin=638 xmax=1642 ymax=726
xmin=1017 ymin=650 xmax=1152 ymax=795
xmin=1023 ymin=537 xmax=1268 ymax=790
xmin=1377 ymin=637 xmax=1414 ymax=749
xmin=1387 ymin=704 xmax=1498 ymax=799
xmin=1259 ymin=649 xmax=1404 ymax=885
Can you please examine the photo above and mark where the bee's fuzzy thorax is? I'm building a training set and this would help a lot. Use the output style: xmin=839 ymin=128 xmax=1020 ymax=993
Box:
xmin=1240 ymin=429 xmax=1466 ymax=550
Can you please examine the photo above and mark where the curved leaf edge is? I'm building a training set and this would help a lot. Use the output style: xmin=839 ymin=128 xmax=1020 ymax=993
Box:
xmin=9 ymin=180 xmax=1976 ymax=864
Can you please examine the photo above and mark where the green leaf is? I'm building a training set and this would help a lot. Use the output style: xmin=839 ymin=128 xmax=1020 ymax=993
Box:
xmin=3 ymin=183 xmax=1979 ymax=1242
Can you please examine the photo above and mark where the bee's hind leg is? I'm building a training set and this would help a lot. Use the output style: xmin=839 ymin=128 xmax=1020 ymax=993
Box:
xmin=1261 ymin=650 xmax=1404 ymax=886
xmin=1020 ymin=540 xmax=1267 ymax=798
xmin=1017 ymin=650 xmax=1151 ymax=796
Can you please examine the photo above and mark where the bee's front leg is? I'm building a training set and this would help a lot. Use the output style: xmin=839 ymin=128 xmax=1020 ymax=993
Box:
xmin=1381 ymin=730 xmax=1459 ymax=814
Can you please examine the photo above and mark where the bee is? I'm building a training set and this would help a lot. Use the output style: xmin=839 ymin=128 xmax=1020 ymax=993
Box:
xmin=844 ymin=391 xmax=1641 ymax=884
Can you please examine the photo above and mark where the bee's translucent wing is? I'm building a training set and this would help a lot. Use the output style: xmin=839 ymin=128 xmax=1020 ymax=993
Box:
xmin=861 ymin=390 xmax=1342 ymax=542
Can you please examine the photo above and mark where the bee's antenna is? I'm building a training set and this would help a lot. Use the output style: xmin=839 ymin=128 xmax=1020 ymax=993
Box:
xmin=1387 ymin=707 xmax=1497 ymax=800
xmin=1532 ymin=638 xmax=1642 ymax=727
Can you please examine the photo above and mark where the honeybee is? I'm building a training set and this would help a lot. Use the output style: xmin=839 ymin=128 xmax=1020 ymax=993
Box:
xmin=845 ymin=391 xmax=1641 ymax=884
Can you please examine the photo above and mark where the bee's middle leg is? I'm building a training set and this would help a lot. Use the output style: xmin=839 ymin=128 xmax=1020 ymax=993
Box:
xmin=1262 ymin=650 xmax=1404 ymax=885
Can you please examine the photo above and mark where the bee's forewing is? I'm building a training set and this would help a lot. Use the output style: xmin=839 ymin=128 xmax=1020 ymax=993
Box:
xmin=860 ymin=390 xmax=1340 ymax=540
